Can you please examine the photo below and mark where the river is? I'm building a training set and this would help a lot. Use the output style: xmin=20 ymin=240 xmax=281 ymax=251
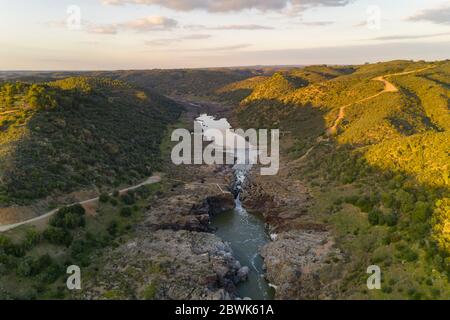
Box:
xmin=196 ymin=114 xmax=274 ymax=300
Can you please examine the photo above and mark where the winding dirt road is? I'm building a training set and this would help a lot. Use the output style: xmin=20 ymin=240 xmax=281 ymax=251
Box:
xmin=0 ymin=174 xmax=162 ymax=233
xmin=326 ymin=66 xmax=434 ymax=136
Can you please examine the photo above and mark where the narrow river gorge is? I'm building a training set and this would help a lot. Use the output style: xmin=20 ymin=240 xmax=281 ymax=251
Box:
xmin=196 ymin=114 xmax=275 ymax=300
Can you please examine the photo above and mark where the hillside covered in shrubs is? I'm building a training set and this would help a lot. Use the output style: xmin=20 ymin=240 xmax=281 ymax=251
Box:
xmin=0 ymin=77 xmax=181 ymax=205
xmin=230 ymin=60 xmax=450 ymax=299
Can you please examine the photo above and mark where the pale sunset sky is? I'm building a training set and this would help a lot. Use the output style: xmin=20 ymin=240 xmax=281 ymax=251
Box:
xmin=1 ymin=0 xmax=449 ymax=70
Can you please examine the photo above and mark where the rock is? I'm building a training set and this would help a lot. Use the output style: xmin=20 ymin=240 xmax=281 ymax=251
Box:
xmin=77 ymin=229 xmax=243 ymax=300
xmin=237 ymin=266 xmax=249 ymax=281
xmin=261 ymin=230 xmax=341 ymax=299
xmin=207 ymin=194 xmax=235 ymax=216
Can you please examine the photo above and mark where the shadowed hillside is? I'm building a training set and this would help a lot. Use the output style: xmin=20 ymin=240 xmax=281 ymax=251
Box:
xmin=0 ymin=77 xmax=181 ymax=205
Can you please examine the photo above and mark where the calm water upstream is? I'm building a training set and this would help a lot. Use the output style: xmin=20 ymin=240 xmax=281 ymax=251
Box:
xmin=196 ymin=114 xmax=274 ymax=300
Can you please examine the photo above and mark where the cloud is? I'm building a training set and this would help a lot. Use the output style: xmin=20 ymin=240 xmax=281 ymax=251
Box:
xmin=371 ymin=32 xmax=450 ymax=41
xmin=101 ymin=0 xmax=354 ymax=13
xmin=407 ymin=5 xmax=450 ymax=25
xmin=192 ymin=44 xmax=252 ymax=51
xmin=199 ymin=41 xmax=450 ymax=66
xmin=211 ymin=24 xmax=274 ymax=30
xmin=122 ymin=16 xmax=177 ymax=31
xmin=184 ymin=24 xmax=274 ymax=31
xmin=46 ymin=15 xmax=177 ymax=34
xmin=146 ymin=34 xmax=211 ymax=46
xmin=298 ymin=20 xmax=334 ymax=26
xmin=88 ymin=25 xmax=118 ymax=34
xmin=353 ymin=20 xmax=367 ymax=27
xmin=85 ymin=16 xmax=177 ymax=35
xmin=183 ymin=34 xmax=212 ymax=40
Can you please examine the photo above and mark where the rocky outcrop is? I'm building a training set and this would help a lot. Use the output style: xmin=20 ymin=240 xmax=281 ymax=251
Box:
xmin=78 ymin=163 xmax=242 ymax=300
xmin=79 ymin=230 xmax=246 ymax=300
xmin=141 ymin=185 xmax=235 ymax=233
xmin=240 ymin=167 xmax=313 ymax=233
xmin=261 ymin=230 xmax=341 ymax=300
xmin=239 ymin=165 xmax=341 ymax=299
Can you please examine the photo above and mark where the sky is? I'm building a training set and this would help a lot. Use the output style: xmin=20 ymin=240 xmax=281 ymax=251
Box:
xmin=0 ymin=0 xmax=449 ymax=70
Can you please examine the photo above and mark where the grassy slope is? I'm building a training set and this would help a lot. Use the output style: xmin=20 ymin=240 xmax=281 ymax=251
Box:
xmin=233 ymin=60 xmax=450 ymax=299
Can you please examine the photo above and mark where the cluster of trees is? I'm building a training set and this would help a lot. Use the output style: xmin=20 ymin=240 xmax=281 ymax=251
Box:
xmin=0 ymin=82 xmax=58 ymax=110
xmin=0 ymin=82 xmax=25 ymax=108
xmin=86 ymin=69 xmax=261 ymax=98
xmin=0 ymin=193 xmax=136 ymax=298
xmin=431 ymin=198 xmax=450 ymax=254
xmin=0 ymin=205 xmax=84 ymax=294
xmin=26 ymin=84 xmax=58 ymax=110
xmin=365 ymin=132 xmax=449 ymax=188
xmin=0 ymin=77 xmax=181 ymax=204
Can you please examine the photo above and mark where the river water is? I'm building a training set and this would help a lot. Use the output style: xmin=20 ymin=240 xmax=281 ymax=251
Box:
xmin=196 ymin=114 xmax=274 ymax=300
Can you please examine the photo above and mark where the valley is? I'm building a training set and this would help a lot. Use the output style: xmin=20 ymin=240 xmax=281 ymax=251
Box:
xmin=0 ymin=59 xmax=449 ymax=300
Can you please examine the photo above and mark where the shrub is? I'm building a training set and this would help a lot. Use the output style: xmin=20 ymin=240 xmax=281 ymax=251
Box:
xmin=43 ymin=227 xmax=73 ymax=247
xmin=23 ymin=229 xmax=42 ymax=249
xmin=384 ymin=211 xmax=399 ymax=226
xmin=142 ymin=282 xmax=158 ymax=300
xmin=411 ymin=201 xmax=431 ymax=223
xmin=368 ymin=209 xmax=382 ymax=225
xmin=135 ymin=186 xmax=151 ymax=199
xmin=16 ymin=257 xmax=34 ymax=277
xmin=120 ymin=207 xmax=133 ymax=217
xmin=120 ymin=193 xmax=135 ymax=205
xmin=99 ymin=193 xmax=110 ymax=203
xmin=0 ymin=235 xmax=25 ymax=257
xmin=431 ymin=198 xmax=450 ymax=253
xmin=107 ymin=221 xmax=119 ymax=236
xmin=356 ymin=196 xmax=372 ymax=212
xmin=50 ymin=204 xmax=85 ymax=230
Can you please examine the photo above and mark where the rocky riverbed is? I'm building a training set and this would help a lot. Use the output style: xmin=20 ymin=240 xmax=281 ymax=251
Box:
xmin=240 ymin=166 xmax=342 ymax=299
xmin=78 ymin=163 xmax=254 ymax=300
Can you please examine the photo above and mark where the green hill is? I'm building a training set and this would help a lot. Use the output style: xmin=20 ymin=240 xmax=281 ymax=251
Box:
xmin=0 ymin=77 xmax=181 ymax=205
xmin=87 ymin=69 xmax=263 ymax=99
xmin=230 ymin=60 xmax=450 ymax=299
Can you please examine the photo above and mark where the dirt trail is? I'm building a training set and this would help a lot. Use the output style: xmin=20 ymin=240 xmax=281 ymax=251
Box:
xmin=0 ymin=110 xmax=18 ymax=116
xmin=326 ymin=66 xmax=434 ymax=136
xmin=0 ymin=174 xmax=162 ymax=233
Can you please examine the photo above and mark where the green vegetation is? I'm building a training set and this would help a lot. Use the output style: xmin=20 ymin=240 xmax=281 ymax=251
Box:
xmin=0 ymin=77 xmax=181 ymax=205
xmin=0 ymin=183 xmax=163 ymax=299
xmin=87 ymin=68 xmax=263 ymax=99
xmin=1 ymin=60 xmax=449 ymax=300
xmin=231 ymin=59 xmax=450 ymax=299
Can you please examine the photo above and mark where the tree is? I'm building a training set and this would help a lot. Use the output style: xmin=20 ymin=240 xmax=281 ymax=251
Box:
xmin=368 ymin=209 xmax=381 ymax=225
xmin=50 ymin=204 xmax=85 ymax=229
xmin=431 ymin=198 xmax=450 ymax=253
xmin=411 ymin=201 xmax=431 ymax=223
xmin=99 ymin=193 xmax=110 ymax=203
xmin=120 ymin=207 xmax=133 ymax=217
xmin=43 ymin=227 xmax=73 ymax=247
